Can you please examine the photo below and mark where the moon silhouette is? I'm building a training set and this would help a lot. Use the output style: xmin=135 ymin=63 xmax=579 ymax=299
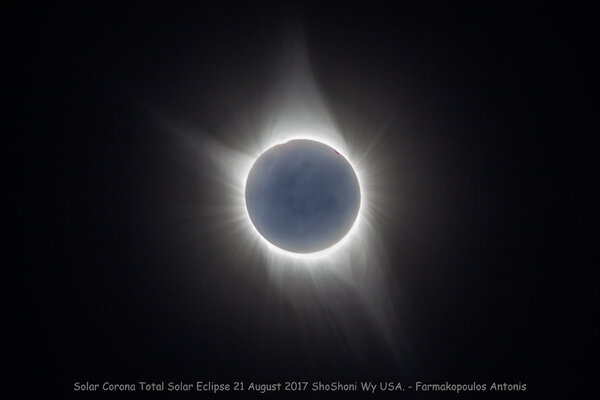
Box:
xmin=245 ymin=139 xmax=361 ymax=254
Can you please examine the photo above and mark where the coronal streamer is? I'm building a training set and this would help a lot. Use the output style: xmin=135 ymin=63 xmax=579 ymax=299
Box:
xmin=164 ymin=28 xmax=406 ymax=363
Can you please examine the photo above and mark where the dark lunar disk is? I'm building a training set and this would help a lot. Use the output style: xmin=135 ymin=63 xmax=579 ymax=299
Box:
xmin=245 ymin=139 xmax=361 ymax=253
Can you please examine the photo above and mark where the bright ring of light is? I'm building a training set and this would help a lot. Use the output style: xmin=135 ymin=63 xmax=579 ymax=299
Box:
xmin=241 ymin=134 xmax=368 ymax=261
xmin=244 ymin=139 xmax=361 ymax=257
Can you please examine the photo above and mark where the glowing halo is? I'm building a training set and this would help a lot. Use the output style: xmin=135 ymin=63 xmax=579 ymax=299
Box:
xmin=209 ymin=116 xmax=381 ymax=272
xmin=159 ymin=30 xmax=404 ymax=360
xmin=182 ymin=89 xmax=388 ymax=273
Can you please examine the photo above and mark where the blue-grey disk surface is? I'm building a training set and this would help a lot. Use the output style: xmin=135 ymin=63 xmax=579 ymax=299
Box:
xmin=245 ymin=139 xmax=361 ymax=253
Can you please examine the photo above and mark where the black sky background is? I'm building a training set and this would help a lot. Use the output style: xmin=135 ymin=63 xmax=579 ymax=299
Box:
xmin=14 ymin=1 xmax=592 ymax=398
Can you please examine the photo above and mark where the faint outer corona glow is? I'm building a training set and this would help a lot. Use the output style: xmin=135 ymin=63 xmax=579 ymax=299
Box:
xmin=163 ymin=28 xmax=404 ymax=360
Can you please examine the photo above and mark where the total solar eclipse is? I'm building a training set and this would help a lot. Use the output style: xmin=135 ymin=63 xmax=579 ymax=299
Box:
xmin=245 ymin=139 xmax=361 ymax=254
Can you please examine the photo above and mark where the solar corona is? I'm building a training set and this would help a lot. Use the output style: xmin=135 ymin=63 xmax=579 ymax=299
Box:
xmin=161 ymin=33 xmax=399 ymax=356
xmin=185 ymin=37 xmax=387 ymax=273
